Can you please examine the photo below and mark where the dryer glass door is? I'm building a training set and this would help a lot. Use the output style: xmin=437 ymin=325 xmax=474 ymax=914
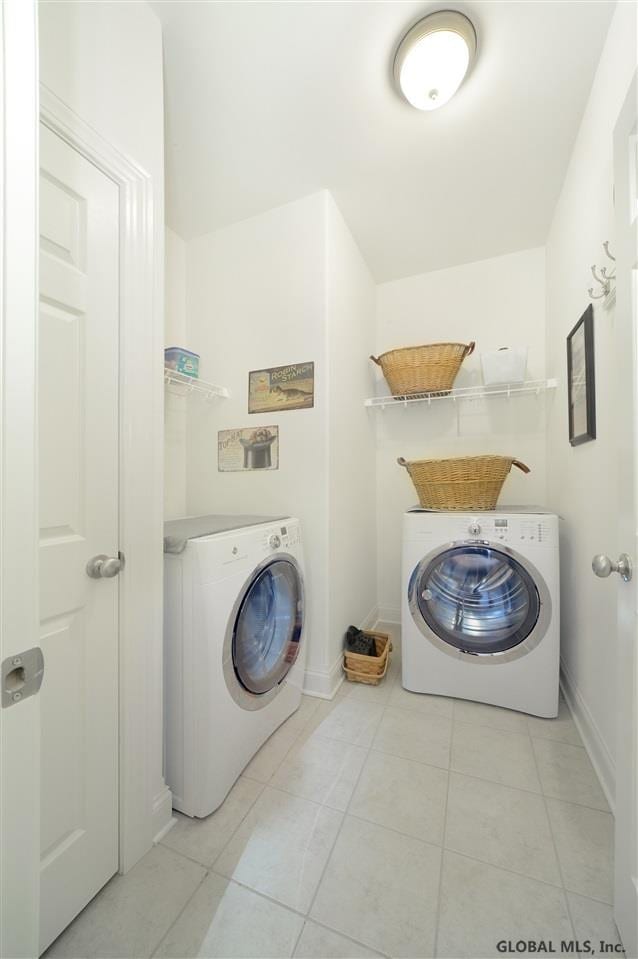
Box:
xmin=415 ymin=545 xmax=540 ymax=655
xmin=233 ymin=559 xmax=303 ymax=695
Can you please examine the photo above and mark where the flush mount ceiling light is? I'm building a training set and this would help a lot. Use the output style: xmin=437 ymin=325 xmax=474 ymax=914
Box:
xmin=394 ymin=10 xmax=477 ymax=111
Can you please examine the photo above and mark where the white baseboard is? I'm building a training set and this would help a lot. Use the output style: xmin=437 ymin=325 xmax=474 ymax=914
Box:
xmin=360 ymin=606 xmax=379 ymax=630
xmin=153 ymin=815 xmax=177 ymax=845
xmin=377 ymin=605 xmax=401 ymax=625
xmin=560 ymin=659 xmax=616 ymax=814
xmin=151 ymin=783 xmax=174 ymax=845
xmin=304 ymin=653 xmax=344 ymax=700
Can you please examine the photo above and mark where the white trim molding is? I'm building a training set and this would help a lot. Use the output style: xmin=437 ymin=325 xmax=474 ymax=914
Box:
xmin=39 ymin=87 xmax=170 ymax=873
xmin=152 ymin=787 xmax=175 ymax=845
xmin=360 ymin=606 xmax=380 ymax=631
xmin=304 ymin=653 xmax=344 ymax=700
xmin=377 ymin=605 xmax=401 ymax=625
xmin=560 ymin=659 xmax=616 ymax=813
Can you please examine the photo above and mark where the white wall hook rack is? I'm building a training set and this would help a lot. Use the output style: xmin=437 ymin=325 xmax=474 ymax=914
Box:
xmin=164 ymin=367 xmax=230 ymax=400
xmin=588 ymin=241 xmax=616 ymax=305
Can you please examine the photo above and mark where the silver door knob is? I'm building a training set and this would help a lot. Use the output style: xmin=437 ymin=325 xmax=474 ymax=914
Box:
xmin=592 ymin=553 xmax=632 ymax=582
xmin=86 ymin=553 xmax=125 ymax=579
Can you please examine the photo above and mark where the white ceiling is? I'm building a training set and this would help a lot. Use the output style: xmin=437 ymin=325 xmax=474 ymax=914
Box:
xmin=153 ymin=0 xmax=614 ymax=282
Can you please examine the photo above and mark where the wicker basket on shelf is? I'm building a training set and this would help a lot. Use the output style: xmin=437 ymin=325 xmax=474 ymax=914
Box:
xmin=397 ymin=455 xmax=530 ymax=511
xmin=343 ymin=631 xmax=392 ymax=686
xmin=370 ymin=341 xmax=475 ymax=396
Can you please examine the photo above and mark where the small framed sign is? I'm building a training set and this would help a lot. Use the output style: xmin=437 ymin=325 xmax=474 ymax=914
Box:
xmin=567 ymin=304 xmax=596 ymax=446
xmin=248 ymin=362 xmax=314 ymax=413
xmin=218 ymin=426 xmax=279 ymax=472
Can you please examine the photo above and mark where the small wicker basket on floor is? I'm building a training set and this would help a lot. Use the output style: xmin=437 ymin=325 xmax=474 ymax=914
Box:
xmin=344 ymin=631 xmax=392 ymax=686
xmin=370 ymin=341 xmax=475 ymax=396
xmin=398 ymin=455 xmax=530 ymax=511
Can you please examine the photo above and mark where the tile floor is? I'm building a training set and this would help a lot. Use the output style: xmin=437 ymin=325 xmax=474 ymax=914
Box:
xmin=45 ymin=624 xmax=622 ymax=959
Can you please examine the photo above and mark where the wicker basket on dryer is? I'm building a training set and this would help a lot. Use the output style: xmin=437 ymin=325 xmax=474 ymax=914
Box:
xmin=397 ymin=455 xmax=531 ymax=511
xmin=370 ymin=341 xmax=475 ymax=396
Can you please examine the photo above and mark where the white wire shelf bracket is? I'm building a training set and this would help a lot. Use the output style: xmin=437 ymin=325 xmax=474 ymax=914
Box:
xmin=164 ymin=367 xmax=230 ymax=400
xmin=364 ymin=378 xmax=558 ymax=410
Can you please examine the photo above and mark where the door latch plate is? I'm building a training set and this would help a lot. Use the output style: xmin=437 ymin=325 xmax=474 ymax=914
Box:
xmin=1 ymin=647 xmax=45 ymax=708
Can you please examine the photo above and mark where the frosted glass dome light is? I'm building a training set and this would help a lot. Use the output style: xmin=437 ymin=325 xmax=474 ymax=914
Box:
xmin=394 ymin=11 xmax=477 ymax=111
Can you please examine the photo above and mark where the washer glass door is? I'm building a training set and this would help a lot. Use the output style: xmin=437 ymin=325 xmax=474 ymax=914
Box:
xmin=233 ymin=559 xmax=303 ymax=695
xmin=415 ymin=545 xmax=540 ymax=655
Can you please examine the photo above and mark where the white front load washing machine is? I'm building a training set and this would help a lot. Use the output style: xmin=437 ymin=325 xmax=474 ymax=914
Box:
xmin=164 ymin=514 xmax=306 ymax=817
xmin=402 ymin=508 xmax=559 ymax=717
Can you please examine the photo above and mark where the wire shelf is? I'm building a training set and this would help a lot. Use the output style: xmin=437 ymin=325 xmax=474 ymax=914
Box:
xmin=364 ymin=378 xmax=557 ymax=410
xmin=164 ymin=367 xmax=230 ymax=400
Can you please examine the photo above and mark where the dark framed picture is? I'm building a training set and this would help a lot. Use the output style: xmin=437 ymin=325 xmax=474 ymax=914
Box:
xmin=567 ymin=304 xmax=596 ymax=446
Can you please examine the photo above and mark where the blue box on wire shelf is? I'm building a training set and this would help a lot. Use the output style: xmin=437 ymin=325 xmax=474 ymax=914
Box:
xmin=165 ymin=347 xmax=200 ymax=378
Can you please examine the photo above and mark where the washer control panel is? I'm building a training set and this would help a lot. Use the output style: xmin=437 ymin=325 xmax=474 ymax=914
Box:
xmin=461 ymin=516 xmax=555 ymax=545
xmin=262 ymin=523 xmax=300 ymax=551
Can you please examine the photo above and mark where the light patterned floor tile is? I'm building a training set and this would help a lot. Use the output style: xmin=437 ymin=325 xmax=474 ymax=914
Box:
xmin=453 ymin=698 xmax=528 ymax=733
xmin=280 ymin=695 xmax=322 ymax=737
xmin=161 ymin=777 xmax=264 ymax=865
xmin=445 ymin=772 xmax=561 ymax=885
xmin=349 ymin=749 xmax=448 ymax=844
xmin=451 ymin=721 xmax=541 ymax=792
xmin=213 ymin=786 xmax=342 ymax=913
xmin=154 ymin=873 xmax=303 ymax=958
xmin=44 ymin=846 xmax=206 ymax=959
xmin=546 ymin=799 xmax=614 ymax=903
xmin=389 ymin=682 xmax=454 ymax=718
xmin=302 ymin=698 xmax=384 ymax=748
xmin=527 ymin=697 xmax=582 ymax=746
xmin=342 ymin=674 xmax=395 ymax=705
xmin=437 ymin=852 xmax=573 ymax=958
xmin=311 ymin=815 xmax=441 ymax=958
xmin=372 ymin=705 xmax=451 ymax=768
xmin=532 ymin=738 xmax=610 ymax=811
xmin=567 ymin=892 xmax=623 ymax=954
xmin=270 ymin=735 xmax=367 ymax=810
xmin=293 ymin=921 xmax=383 ymax=958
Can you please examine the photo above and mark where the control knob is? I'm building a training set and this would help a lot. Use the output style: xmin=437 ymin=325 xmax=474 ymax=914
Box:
xmin=468 ymin=522 xmax=481 ymax=536
xmin=269 ymin=534 xmax=282 ymax=550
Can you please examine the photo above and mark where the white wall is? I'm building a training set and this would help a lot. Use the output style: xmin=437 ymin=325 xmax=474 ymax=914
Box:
xmin=185 ymin=192 xmax=332 ymax=685
xmin=545 ymin=1 xmax=638 ymax=803
xmin=375 ymin=247 xmax=547 ymax=617
xmin=165 ymin=227 xmax=187 ymax=519
xmin=183 ymin=191 xmax=377 ymax=694
xmin=39 ymin=0 xmax=170 ymax=853
xmin=325 ymin=195 xmax=377 ymax=668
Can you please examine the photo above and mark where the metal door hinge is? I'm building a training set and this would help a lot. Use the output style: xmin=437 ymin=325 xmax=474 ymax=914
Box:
xmin=1 ymin=647 xmax=45 ymax=708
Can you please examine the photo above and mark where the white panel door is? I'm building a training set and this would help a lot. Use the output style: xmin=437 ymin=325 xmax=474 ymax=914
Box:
xmin=38 ymin=123 xmax=120 ymax=954
xmin=0 ymin=3 xmax=40 ymax=956
xmin=612 ymin=72 xmax=638 ymax=959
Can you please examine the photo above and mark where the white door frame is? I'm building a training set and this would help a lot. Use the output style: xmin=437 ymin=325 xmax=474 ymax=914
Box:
xmin=612 ymin=70 xmax=638 ymax=958
xmin=0 ymin=1 xmax=40 ymax=956
xmin=40 ymin=86 xmax=170 ymax=874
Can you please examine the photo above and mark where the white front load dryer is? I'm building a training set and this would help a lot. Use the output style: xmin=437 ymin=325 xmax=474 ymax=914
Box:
xmin=164 ymin=514 xmax=306 ymax=817
xmin=402 ymin=508 xmax=559 ymax=718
